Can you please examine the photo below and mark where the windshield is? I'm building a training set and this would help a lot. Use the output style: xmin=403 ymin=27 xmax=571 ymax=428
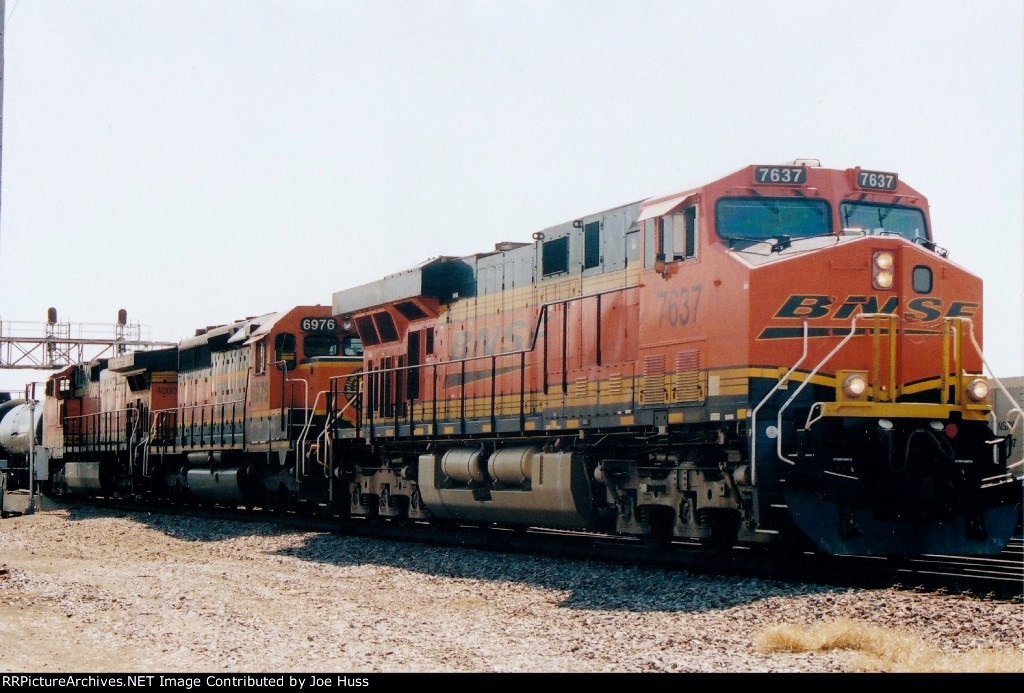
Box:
xmin=715 ymin=197 xmax=831 ymax=241
xmin=839 ymin=202 xmax=928 ymax=241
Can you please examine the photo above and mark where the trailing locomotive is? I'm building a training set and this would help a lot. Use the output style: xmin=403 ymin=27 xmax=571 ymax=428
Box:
xmin=8 ymin=160 xmax=1023 ymax=557
xmin=35 ymin=305 xmax=364 ymax=513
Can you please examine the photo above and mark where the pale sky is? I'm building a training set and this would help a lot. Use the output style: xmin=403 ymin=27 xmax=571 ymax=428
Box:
xmin=1 ymin=0 xmax=1021 ymax=394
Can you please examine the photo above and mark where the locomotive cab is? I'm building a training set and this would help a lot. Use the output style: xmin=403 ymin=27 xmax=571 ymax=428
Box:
xmin=718 ymin=164 xmax=1022 ymax=555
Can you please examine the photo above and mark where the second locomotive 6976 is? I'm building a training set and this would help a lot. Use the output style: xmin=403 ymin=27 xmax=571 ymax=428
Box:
xmin=22 ymin=160 xmax=1023 ymax=557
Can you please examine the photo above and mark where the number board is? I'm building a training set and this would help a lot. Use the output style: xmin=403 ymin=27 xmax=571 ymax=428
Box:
xmin=855 ymin=169 xmax=898 ymax=191
xmin=753 ymin=166 xmax=806 ymax=185
xmin=300 ymin=317 xmax=338 ymax=333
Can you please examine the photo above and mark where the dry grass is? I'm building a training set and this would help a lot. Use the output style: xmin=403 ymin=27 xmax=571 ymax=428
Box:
xmin=756 ymin=618 xmax=1024 ymax=673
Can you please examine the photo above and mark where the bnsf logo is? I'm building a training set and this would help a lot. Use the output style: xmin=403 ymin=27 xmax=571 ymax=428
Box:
xmin=450 ymin=319 xmax=528 ymax=359
xmin=774 ymin=295 xmax=979 ymax=322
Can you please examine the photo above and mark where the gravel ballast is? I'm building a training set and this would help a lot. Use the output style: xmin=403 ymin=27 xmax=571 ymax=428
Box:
xmin=0 ymin=506 xmax=1021 ymax=673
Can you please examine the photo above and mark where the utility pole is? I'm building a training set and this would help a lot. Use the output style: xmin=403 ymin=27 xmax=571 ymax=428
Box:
xmin=1 ymin=0 xmax=6 ymax=259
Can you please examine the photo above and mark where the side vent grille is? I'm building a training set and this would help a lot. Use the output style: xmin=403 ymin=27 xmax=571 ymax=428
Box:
xmin=674 ymin=349 xmax=703 ymax=402
xmin=642 ymin=354 xmax=666 ymax=404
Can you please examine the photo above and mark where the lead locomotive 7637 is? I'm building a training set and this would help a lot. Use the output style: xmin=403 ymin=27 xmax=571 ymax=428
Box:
xmin=4 ymin=160 xmax=1021 ymax=555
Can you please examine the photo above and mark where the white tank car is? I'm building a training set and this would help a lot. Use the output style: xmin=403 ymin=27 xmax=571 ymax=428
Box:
xmin=0 ymin=399 xmax=41 ymax=458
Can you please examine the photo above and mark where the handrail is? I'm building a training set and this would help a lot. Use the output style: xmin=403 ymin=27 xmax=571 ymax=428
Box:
xmin=775 ymin=312 xmax=893 ymax=466
xmin=766 ymin=314 xmax=1023 ymax=476
xmin=331 ymin=280 xmax=643 ymax=431
xmin=150 ymin=399 xmax=245 ymax=450
xmin=341 ymin=283 xmax=643 ymax=421
xmin=62 ymin=406 xmax=134 ymax=448
xmin=749 ymin=321 xmax=808 ymax=485
xmin=142 ymin=411 xmax=157 ymax=477
xmin=295 ymin=388 xmax=358 ymax=480
xmin=957 ymin=317 xmax=1024 ymax=472
xmin=1005 ymin=412 xmax=1024 ymax=475
xmin=292 ymin=388 xmax=322 ymax=481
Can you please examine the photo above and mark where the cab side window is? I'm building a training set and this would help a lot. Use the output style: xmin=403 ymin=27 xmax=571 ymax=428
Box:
xmin=342 ymin=336 xmax=364 ymax=357
xmin=275 ymin=333 xmax=297 ymax=370
xmin=665 ymin=207 xmax=698 ymax=261
xmin=255 ymin=341 xmax=267 ymax=375
xmin=644 ymin=219 xmax=657 ymax=268
xmin=583 ymin=221 xmax=601 ymax=270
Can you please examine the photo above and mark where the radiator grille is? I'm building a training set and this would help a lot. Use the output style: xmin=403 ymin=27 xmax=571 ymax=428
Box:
xmin=642 ymin=354 xmax=666 ymax=404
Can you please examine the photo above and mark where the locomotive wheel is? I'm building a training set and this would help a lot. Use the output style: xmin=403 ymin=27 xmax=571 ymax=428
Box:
xmin=363 ymin=496 xmax=381 ymax=526
xmin=390 ymin=495 xmax=412 ymax=527
xmin=429 ymin=516 xmax=456 ymax=531
xmin=699 ymin=511 xmax=739 ymax=553
xmin=270 ymin=486 xmax=291 ymax=515
xmin=641 ymin=507 xmax=675 ymax=548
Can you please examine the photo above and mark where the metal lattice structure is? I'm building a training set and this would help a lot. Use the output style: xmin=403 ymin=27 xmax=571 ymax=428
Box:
xmin=0 ymin=317 xmax=176 ymax=370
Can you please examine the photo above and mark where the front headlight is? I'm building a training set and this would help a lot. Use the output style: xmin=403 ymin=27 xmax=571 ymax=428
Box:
xmin=874 ymin=251 xmax=894 ymax=270
xmin=872 ymin=251 xmax=896 ymax=290
xmin=965 ymin=378 xmax=989 ymax=402
xmin=843 ymin=373 xmax=868 ymax=398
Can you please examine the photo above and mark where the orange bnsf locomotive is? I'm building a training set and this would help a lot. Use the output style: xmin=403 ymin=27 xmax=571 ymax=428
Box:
xmin=330 ymin=160 xmax=1022 ymax=555
xmin=20 ymin=160 xmax=1022 ymax=557
xmin=39 ymin=305 xmax=363 ymax=511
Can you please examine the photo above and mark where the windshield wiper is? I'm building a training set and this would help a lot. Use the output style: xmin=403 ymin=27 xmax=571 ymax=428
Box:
xmin=725 ymin=231 xmax=841 ymax=254
xmin=725 ymin=234 xmax=791 ymax=253
xmin=913 ymin=235 xmax=949 ymax=257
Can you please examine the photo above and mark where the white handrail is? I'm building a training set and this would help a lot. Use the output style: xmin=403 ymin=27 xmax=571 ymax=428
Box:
xmin=295 ymin=390 xmax=358 ymax=478
xmin=749 ymin=321 xmax=808 ymax=485
xmin=957 ymin=317 xmax=1024 ymax=473
xmin=775 ymin=313 xmax=893 ymax=466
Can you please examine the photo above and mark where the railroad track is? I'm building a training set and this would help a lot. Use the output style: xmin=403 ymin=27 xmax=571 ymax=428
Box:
xmin=771 ymin=540 xmax=1024 ymax=601
xmin=19 ymin=495 xmax=1024 ymax=602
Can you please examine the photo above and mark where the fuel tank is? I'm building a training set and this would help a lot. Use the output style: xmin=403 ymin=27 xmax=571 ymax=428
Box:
xmin=185 ymin=468 xmax=257 ymax=507
xmin=419 ymin=447 xmax=594 ymax=527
